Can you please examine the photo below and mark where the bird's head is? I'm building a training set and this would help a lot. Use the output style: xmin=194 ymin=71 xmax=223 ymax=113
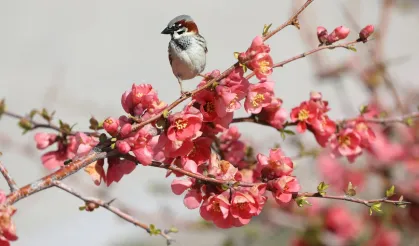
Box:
xmin=161 ymin=15 xmax=199 ymax=39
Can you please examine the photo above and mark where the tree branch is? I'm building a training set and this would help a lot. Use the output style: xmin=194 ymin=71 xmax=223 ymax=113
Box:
xmin=0 ymin=160 xmax=18 ymax=192
xmin=246 ymin=40 xmax=363 ymax=80
xmin=5 ymin=149 xmax=108 ymax=205
xmin=52 ymin=181 xmax=173 ymax=245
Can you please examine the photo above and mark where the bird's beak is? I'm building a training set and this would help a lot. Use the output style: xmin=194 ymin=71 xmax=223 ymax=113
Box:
xmin=161 ymin=27 xmax=173 ymax=35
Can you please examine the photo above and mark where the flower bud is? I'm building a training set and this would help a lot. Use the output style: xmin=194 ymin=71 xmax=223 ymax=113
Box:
xmin=358 ymin=25 xmax=374 ymax=42
xmin=317 ymin=26 xmax=328 ymax=45
xmin=103 ymin=117 xmax=119 ymax=136
xmin=116 ymin=140 xmax=131 ymax=154
xmin=327 ymin=26 xmax=350 ymax=44
xmin=119 ymin=123 xmax=132 ymax=138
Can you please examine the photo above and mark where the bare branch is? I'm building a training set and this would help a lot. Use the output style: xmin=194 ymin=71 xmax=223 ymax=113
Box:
xmin=53 ymin=181 xmax=173 ymax=244
xmin=0 ymin=160 xmax=18 ymax=192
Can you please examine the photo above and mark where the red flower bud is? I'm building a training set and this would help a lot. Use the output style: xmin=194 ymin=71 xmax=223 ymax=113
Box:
xmin=103 ymin=117 xmax=119 ymax=136
xmin=358 ymin=25 xmax=374 ymax=42
xmin=327 ymin=26 xmax=350 ymax=44
xmin=116 ymin=140 xmax=131 ymax=154
xmin=317 ymin=26 xmax=328 ymax=45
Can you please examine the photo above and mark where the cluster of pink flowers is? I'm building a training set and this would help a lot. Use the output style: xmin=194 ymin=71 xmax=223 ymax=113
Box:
xmin=290 ymin=92 xmax=377 ymax=162
xmin=0 ymin=191 xmax=18 ymax=246
xmin=238 ymin=36 xmax=273 ymax=79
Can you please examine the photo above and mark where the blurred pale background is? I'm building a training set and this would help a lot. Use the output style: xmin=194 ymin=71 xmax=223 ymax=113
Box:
xmin=0 ymin=0 xmax=418 ymax=245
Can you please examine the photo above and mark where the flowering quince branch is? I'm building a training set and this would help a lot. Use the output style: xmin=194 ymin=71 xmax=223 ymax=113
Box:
xmin=52 ymin=181 xmax=173 ymax=243
xmin=0 ymin=0 xmax=417 ymax=244
xmin=245 ymin=39 xmax=363 ymax=80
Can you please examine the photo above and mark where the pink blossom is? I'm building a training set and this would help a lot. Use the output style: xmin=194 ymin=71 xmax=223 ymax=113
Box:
xmin=106 ymin=158 xmax=136 ymax=186
xmin=167 ymin=106 xmax=203 ymax=142
xmin=260 ymin=98 xmax=288 ymax=129
xmin=74 ymin=132 xmax=99 ymax=156
xmin=230 ymin=191 xmax=259 ymax=226
xmin=41 ymin=136 xmax=77 ymax=170
xmin=207 ymin=153 xmax=240 ymax=181
xmin=220 ymin=126 xmax=241 ymax=143
xmin=312 ymin=115 xmax=336 ymax=147
xmin=244 ymin=81 xmax=274 ymax=114
xmin=317 ymin=151 xmax=365 ymax=192
xmin=352 ymin=120 xmax=376 ymax=148
xmin=329 ymin=128 xmax=362 ymax=162
xmin=185 ymin=137 xmax=212 ymax=165
xmin=220 ymin=67 xmax=250 ymax=99
xmin=223 ymin=140 xmax=246 ymax=165
xmin=272 ymin=176 xmax=300 ymax=204
xmin=115 ymin=140 xmax=131 ymax=154
xmin=193 ymin=90 xmax=218 ymax=122
xmin=200 ymin=192 xmax=232 ymax=228
xmin=215 ymin=85 xmax=241 ymax=116
xmin=127 ymin=125 xmax=158 ymax=165
xmin=256 ymin=148 xmax=294 ymax=179
xmin=367 ymin=227 xmax=400 ymax=246
xmin=103 ymin=117 xmax=119 ymax=136
xmin=324 ymin=205 xmax=361 ymax=241
xmin=171 ymin=179 xmax=193 ymax=195
xmin=34 ymin=132 xmax=57 ymax=150
xmin=0 ymin=204 xmax=18 ymax=245
xmin=366 ymin=125 xmax=405 ymax=164
xmin=249 ymin=53 xmax=274 ymax=79
xmin=290 ymin=101 xmax=319 ymax=133
xmin=183 ymin=189 xmax=203 ymax=209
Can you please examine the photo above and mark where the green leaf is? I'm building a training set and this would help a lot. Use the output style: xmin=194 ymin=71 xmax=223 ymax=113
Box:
xmin=386 ymin=185 xmax=395 ymax=197
xmin=369 ymin=202 xmax=383 ymax=215
xmin=295 ymin=196 xmax=311 ymax=207
xmin=262 ymin=23 xmax=273 ymax=36
xmin=317 ymin=181 xmax=329 ymax=196
xmin=347 ymin=46 xmax=357 ymax=52
xmin=221 ymin=183 xmax=230 ymax=191
xmin=234 ymin=52 xmax=240 ymax=59
xmin=18 ymin=118 xmax=33 ymax=134
xmin=41 ymin=108 xmax=52 ymax=121
xmin=79 ymin=206 xmax=86 ymax=211
xmin=162 ymin=109 xmax=170 ymax=118
xmin=359 ymin=105 xmax=368 ymax=114
xmin=283 ymin=129 xmax=296 ymax=135
xmin=280 ymin=130 xmax=286 ymax=140
xmin=169 ymin=226 xmax=179 ymax=233
xmin=345 ymin=182 xmax=357 ymax=197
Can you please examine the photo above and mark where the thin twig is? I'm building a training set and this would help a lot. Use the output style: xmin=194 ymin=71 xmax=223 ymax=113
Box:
xmin=299 ymin=192 xmax=409 ymax=207
xmin=53 ymin=181 xmax=173 ymax=244
xmin=6 ymin=149 xmax=108 ymax=205
xmin=3 ymin=110 xmax=62 ymax=133
xmin=130 ymin=0 xmax=315 ymax=132
xmin=0 ymin=160 xmax=18 ymax=192
xmin=246 ymin=40 xmax=362 ymax=80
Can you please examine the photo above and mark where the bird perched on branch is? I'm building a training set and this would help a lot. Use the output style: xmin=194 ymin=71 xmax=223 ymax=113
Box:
xmin=161 ymin=15 xmax=207 ymax=96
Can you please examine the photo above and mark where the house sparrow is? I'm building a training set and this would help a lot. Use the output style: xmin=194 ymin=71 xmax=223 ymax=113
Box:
xmin=161 ymin=15 xmax=207 ymax=95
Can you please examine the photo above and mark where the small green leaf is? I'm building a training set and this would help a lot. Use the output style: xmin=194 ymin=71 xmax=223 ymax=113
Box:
xmin=234 ymin=52 xmax=240 ymax=59
xmin=280 ymin=130 xmax=286 ymax=140
xmin=221 ymin=183 xmax=230 ymax=191
xmin=369 ymin=202 xmax=383 ymax=215
xmin=262 ymin=23 xmax=273 ymax=36
xmin=317 ymin=181 xmax=329 ymax=196
xmin=240 ymin=63 xmax=248 ymax=73
xmin=162 ymin=109 xmax=170 ymax=118
xmin=18 ymin=118 xmax=33 ymax=134
xmin=359 ymin=105 xmax=368 ymax=114
xmin=99 ymin=133 xmax=108 ymax=143
xmin=41 ymin=108 xmax=52 ymax=122
xmin=345 ymin=182 xmax=357 ymax=197
xmin=29 ymin=109 xmax=38 ymax=119
xmin=295 ymin=196 xmax=311 ymax=207
xmin=283 ymin=129 xmax=296 ymax=135
xmin=386 ymin=185 xmax=395 ymax=197
xmin=79 ymin=206 xmax=86 ymax=211
xmin=347 ymin=46 xmax=357 ymax=52
xmin=169 ymin=226 xmax=179 ymax=233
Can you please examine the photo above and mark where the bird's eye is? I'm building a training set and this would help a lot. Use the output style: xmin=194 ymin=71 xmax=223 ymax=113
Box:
xmin=176 ymin=28 xmax=185 ymax=35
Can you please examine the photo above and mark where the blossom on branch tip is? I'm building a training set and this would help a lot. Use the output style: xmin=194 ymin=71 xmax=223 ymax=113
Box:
xmin=290 ymin=101 xmax=319 ymax=133
xmin=200 ymin=192 xmax=232 ymax=228
xmin=103 ymin=117 xmax=119 ymax=136
xmin=317 ymin=26 xmax=328 ymax=45
xmin=34 ymin=132 xmax=57 ymax=150
xmin=359 ymin=25 xmax=374 ymax=42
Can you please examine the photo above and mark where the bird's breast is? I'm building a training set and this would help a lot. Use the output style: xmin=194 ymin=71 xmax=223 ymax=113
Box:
xmin=169 ymin=40 xmax=206 ymax=80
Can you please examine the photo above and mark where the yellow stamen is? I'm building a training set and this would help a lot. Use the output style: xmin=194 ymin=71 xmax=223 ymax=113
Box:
xmin=175 ymin=119 xmax=188 ymax=130
xmin=298 ymin=109 xmax=309 ymax=121
xmin=252 ymin=93 xmax=265 ymax=107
